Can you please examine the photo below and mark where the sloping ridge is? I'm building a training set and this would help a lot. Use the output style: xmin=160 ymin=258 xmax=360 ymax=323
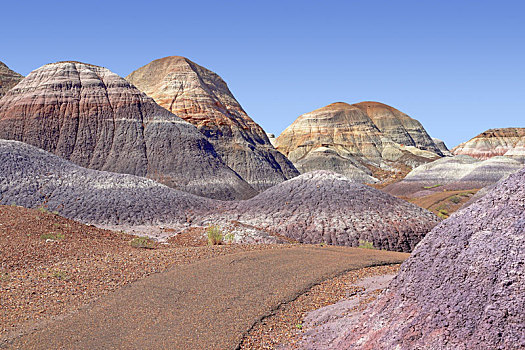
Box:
xmin=210 ymin=170 xmax=440 ymax=252
xmin=384 ymin=155 xmax=523 ymax=196
xmin=330 ymin=166 xmax=525 ymax=349
xmin=0 ymin=141 xmax=439 ymax=252
xmin=0 ymin=61 xmax=23 ymax=97
xmin=126 ymin=56 xmax=299 ymax=191
xmin=0 ymin=140 xmax=214 ymax=227
xmin=0 ymin=61 xmax=256 ymax=200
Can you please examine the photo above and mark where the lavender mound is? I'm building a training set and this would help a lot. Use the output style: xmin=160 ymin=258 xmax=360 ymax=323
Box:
xmin=211 ymin=171 xmax=440 ymax=252
xmin=306 ymin=167 xmax=525 ymax=349
xmin=0 ymin=140 xmax=213 ymax=228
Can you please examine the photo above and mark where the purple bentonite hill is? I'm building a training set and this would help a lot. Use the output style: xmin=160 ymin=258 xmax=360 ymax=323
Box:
xmin=209 ymin=171 xmax=441 ymax=252
xmin=299 ymin=167 xmax=525 ymax=349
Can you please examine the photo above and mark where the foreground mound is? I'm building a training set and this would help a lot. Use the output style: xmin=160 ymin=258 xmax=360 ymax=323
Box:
xmin=318 ymin=167 xmax=525 ymax=349
xmin=453 ymin=128 xmax=525 ymax=161
xmin=0 ymin=140 xmax=213 ymax=230
xmin=126 ymin=56 xmax=299 ymax=191
xmin=384 ymin=155 xmax=523 ymax=197
xmin=211 ymin=171 xmax=440 ymax=252
xmin=0 ymin=61 xmax=255 ymax=200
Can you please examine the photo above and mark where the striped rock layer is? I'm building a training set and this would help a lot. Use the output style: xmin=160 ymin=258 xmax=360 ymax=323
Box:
xmin=384 ymin=155 xmax=523 ymax=197
xmin=275 ymin=102 xmax=443 ymax=182
xmin=126 ymin=56 xmax=299 ymax=191
xmin=0 ymin=61 xmax=256 ymax=200
xmin=453 ymin=128 xmax=525 ymax=161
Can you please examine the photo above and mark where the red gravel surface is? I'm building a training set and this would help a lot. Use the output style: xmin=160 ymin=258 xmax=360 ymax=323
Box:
xmin=0 ymin=205 xmax=285 ymax=343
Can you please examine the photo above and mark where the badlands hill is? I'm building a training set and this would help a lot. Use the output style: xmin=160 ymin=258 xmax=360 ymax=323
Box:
xmin=0 ymin=140 xmax=214 ymax=232
xmin=275 ymin=102 xmax=443 ymax=182
xmin=317 ymin=166 xmax=525 ymax=349
xmin=0 ymin=61 xmax=23 ymax=97
xmin=384 ymin=155 xmax=523 ymax=197
xmin=0 ymin=141 xmax=439 ymax=251
xmin=210 ymin=171 xmax=440 ymax=252
xmin=126 ymin=56 xmax=299 ymax=191
xmin=453 ymin=128 xmax=525 ymax=161
xmin=0 ymin=61 xmax=255 ymax=200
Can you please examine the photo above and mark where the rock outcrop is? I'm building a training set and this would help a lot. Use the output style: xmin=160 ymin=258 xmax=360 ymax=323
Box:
xmin=453 ymin=128 xmax=525 ymax=161
xmin=209 ymin=171 xmax=440 ymax=252
xmin=313 ymin=166 xmax=525 ymax=349
xmin=432 ymin=137 xmax=453 ymax=156
xmin=0 ymin=61 xmax=255 ymax=200
xmin=384 ymin=155 xmax=523 ymax=197
xmin=275 ymin=102 xmax=443 ymax=182
xmin=0 ymin=61 xmax=23 ymax=97
xmin=0 ymin=140 xmax=214 ymax=231
xmin=126 ymin=56 xmax=299 ymax=191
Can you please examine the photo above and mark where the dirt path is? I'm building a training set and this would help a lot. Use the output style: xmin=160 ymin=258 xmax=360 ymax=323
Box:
xmin=5 ymin=246 xmax=407 ymax=350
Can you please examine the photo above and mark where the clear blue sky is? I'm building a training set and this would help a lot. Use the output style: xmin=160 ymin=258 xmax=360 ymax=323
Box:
xmin=2 ymin=0 xmax=524 ymax=148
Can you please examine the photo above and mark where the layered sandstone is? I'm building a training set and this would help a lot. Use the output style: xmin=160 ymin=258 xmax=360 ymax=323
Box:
xmin=0 ymin=61 xmax=23 ymax=97
xmin=126 ymin=56 xmax=299 ymax=191
xmin=0 ymin=61 xmax=255 ymax=200
xmin=310 ymin=166 xmax=525 ymax=349
xmin=209 ymin=171 xmax=440 ymax=252
xmin=353 ymin=101 xmax=442 ymax=154
xmin=275 ymin=102 xmax=442 ymax=181
xmin=453 ymin=128 xmax=525 ymax=161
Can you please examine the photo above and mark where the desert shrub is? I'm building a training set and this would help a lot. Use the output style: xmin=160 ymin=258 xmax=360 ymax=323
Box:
xmin=37 ymin=206 xmax=49 ymax=214
xmin=206 ymin=225 xmax=224 ymax=245
xmin=40 ymin=233 xmax=65 ymax=241
xmin=449 ymin=195 xmax=461 ymax=204
xmin=358 ymin=239 xmax=375 ymax=249
xmin=224 ymin=232 xmax=235 ymax=243
xmin=52 ymin=270 xmax=70 ymax=280
xmin=438 ymin=209 xmax=449 ymax=219
xmin=423 ymin=184 xmax=442 ymax=189
xmin=130 ymin=236 xmax=154 ymax=249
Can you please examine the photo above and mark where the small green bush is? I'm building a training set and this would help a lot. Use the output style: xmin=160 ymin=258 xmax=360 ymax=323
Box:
xmin=40 ymin=233 xmax=65 ymax=241
xmin=358 ymin=239 xmax=375 ymax=249
xmin=52 ymin=270 xmax=70 ymax=281
xmin=423 ymin=184 xmax=443 ymax=189
xmin=206 ymin=225 xmax=224 ymax=245
xmin=438 ymin=209 xmax=449 ymax=219
xmin=37 ymin=206 xmax=49 ymax=214
xmin=449 ymin=195 xmax=461 ymax=204
xmin=130 ymin=236 xmax=154 ymax=249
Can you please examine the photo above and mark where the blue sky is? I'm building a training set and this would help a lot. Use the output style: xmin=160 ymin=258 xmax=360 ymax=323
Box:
xmin=2 ymin=0 xmax=524 ymax=147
